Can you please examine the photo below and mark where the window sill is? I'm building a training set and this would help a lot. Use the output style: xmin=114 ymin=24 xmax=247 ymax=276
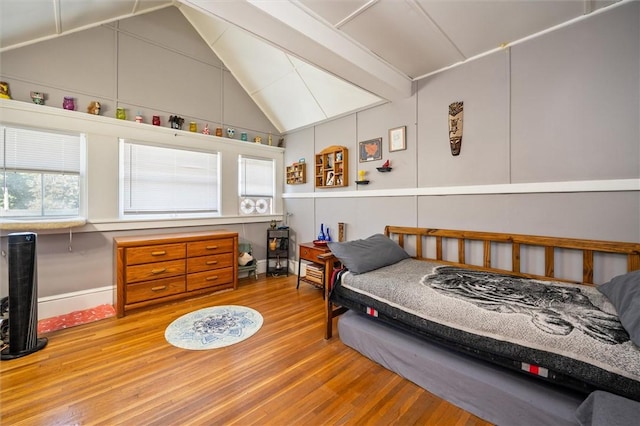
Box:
xmin=0 ymin=217 xmax=87 ymax=231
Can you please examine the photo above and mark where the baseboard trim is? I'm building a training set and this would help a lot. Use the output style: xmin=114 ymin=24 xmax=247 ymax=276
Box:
xmin=38 ymin=286 xmax=114 ymax=321
xmin=36 ymin=260 xmax=290 ymax=320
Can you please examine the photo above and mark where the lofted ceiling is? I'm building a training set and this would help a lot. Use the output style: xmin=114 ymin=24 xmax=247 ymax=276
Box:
xmin=0 ymin=0 xmax=623 ymax=133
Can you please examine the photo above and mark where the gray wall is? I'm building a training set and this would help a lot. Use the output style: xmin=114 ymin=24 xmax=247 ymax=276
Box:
xmin=0 ymin=7 xmax=277 ymax=137
xmin=0 ymin=7 xmax=281 ymax=303
xmin=284 ymin=2 xmax=640 ymax=253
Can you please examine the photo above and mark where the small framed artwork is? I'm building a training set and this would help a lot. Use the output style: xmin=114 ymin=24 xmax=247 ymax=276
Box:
xmin=389 ymin=126 xmax=406 ymax=152
xmin=326 ymin=171 xmax=335 ymax=186
xmin=359 ymin=137 xmax=382 ymax=162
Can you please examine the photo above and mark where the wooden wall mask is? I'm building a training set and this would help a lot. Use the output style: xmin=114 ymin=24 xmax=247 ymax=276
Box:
xmin=448 ymin=101 xmax=463 ymax=156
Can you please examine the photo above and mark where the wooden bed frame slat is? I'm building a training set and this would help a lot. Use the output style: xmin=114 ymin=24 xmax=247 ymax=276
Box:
xmin=583 ymin=250 xmax=594 ymax=283
xmin=545 ymin=246 xmax=555 ymax=278
xmin=323 ymin=226 xmax=640 ymax=339
xmin=512 ymin=243 xmax=521 ymax=274
xmin=483 ymin=240 xmax=491 ymax=268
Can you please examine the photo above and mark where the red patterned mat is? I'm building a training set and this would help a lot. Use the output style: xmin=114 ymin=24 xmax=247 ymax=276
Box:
xmin=37 ymin=304 xmax=115 ymax=333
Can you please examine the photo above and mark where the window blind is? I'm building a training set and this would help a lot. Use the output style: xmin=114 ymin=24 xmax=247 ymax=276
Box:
xmin=239 ymin=155 xmax=275 ymax=197
xmin=122 ymin=141 xmax=219 ymax=215
xmin=1 ymin=126 xmax=81 ymax=173
xmin=1 ymin=125 xmax=82 ymax=217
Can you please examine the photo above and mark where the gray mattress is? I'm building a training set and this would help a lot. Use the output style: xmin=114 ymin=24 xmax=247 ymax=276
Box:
xmin=330 ymin=259 xmax=640 ymax=401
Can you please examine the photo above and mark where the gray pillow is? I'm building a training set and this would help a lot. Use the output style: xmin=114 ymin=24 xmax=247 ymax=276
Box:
xmin=597 ymin=269 xmax=640 ymax=346
xmin=327 ymin=233 xmax=410 ymax=274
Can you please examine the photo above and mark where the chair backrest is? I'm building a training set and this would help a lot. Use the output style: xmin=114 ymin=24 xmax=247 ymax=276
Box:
xmin=238 ymin=242 xmax=252 ymax=254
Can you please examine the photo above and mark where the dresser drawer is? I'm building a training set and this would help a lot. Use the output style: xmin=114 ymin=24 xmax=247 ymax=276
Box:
xmin=126 ymin=243 xmax=186 ymax=266
xmin=187 ymin=253 xmax=234 ymax=274
xmin=187 ymin=239 xmax=234 ymax=257
xmin=300 ymin=245 xmax=328 ymax=262
xmin=187 ymin=267 xmax=234 ymax=291
xmin=126 ymin=277 xmax=186 ymax=304
xmin=126 ymin=259 xmax=185 ymax=284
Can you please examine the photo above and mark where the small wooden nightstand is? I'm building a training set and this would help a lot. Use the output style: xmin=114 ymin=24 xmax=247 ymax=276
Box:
xmin=297 ymin=242 xmax=334 ymax=293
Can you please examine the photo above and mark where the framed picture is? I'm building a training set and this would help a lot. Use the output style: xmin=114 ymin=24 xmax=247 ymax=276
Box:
xmin=326 ymin=171 xmax=335 ymax=186
xmin=359 ymin=137 xmax=382 ymax=162
xmin=389 ymin=126 xmax=406 ymax=152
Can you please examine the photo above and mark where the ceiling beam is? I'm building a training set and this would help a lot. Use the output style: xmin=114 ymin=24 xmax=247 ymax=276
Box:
xmin=178 ymin=0 xmax=413 ymax=101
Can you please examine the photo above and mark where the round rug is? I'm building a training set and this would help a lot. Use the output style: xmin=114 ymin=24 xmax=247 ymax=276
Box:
xmin=165 ymin=305 xmax=263 ymax=350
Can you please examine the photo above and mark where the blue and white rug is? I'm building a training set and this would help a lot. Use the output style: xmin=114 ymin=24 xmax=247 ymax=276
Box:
xmin=165 ymin=305 xmax=263 ymax=350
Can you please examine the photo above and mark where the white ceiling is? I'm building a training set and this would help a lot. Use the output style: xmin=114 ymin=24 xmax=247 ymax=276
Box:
xmin=0 ymin=0 xmax=623 ymax=132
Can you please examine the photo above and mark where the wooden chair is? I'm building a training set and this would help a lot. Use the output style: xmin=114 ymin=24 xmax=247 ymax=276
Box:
xmin=238 ymin=242 xmax=258 ymax=280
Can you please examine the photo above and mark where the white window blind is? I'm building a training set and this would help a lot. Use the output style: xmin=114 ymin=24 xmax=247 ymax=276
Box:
xmin=122 ymin=141 xmax=219 ymax=215
xmin=1 ymin=126 xmax=80 ymax=173
xmin=239 ymin=156 xmax=274 ymax=197
xmin=238 ymin=155 xmax=274 ymax=215
xmin=1 ymin=125 xmax=82 ymax=217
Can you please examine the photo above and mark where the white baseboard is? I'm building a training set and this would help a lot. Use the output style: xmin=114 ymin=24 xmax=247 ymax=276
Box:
xmin=38 ymin=286 xmax=113 ymax=321
xmin=36 ymin=259 xmax=297 ymax=320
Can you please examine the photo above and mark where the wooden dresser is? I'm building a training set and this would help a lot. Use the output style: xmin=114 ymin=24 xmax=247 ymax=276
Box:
xmin=114 ymin=231 xmax=238 ymax=317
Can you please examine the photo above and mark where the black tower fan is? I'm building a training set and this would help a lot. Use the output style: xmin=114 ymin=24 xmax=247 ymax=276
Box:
xmin=1 ymin=232 xmax=47 ymax=360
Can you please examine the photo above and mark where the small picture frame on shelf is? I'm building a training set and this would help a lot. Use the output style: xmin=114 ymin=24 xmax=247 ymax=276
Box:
xmin=389 ymin=126 xmax=406 ymax=152
xmin=326 ymin=171 xmax=335 ymax=186
xmin=359 ymin=137 xmax=382 ymax=163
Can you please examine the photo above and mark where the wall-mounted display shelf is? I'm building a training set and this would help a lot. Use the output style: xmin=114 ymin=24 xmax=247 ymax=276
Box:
xmin=286 ymin=162 xmax=306 ymax=184
xmin=315 ymin=145 xmax=348 ymax=188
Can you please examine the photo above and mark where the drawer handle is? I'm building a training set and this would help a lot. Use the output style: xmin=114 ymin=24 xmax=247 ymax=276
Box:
xmin=206 ymin=245 xmax=219 ymax=250
xmin=206 ymin=260 xmax=218 ymax=265
xmin=205 ymin=276 xmax=219 ymax=281
xmin=151 ymin=250 xmax=167 ymax=256
xmin=151 ymin=285 xmax=167 ymax=292
xmin=151 ymin=268 xmax=167 ymax=274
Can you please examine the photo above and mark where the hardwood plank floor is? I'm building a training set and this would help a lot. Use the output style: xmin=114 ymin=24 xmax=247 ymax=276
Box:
xmin=0 ymin=275 xmax=492 ymax=425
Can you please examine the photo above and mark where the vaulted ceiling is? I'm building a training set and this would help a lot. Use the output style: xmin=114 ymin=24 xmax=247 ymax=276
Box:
xmin=0 ymin=0 xmax=622 ymax=132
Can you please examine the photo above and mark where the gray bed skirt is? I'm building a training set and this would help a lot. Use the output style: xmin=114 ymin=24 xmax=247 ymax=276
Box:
xmin=338 ymin=310 xmax=586 ymax=426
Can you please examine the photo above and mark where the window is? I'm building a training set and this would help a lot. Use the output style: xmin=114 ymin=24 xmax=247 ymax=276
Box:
xmin=120 ymin=140 xmax=219 ymax=217
xmin=1 ymin=125 xmax=83 ymax=218
xmin=238 ymin=155 xmax=274 ymax=215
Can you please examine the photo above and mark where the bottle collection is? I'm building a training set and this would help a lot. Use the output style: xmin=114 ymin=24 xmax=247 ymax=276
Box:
xmin=317 ymin=223 xmax=332 ymax=242
xmin=1 ymin=81 xmax=273 ymax=143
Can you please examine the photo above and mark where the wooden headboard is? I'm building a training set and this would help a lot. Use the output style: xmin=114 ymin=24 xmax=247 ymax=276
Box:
xmin=384 ymin=226 xmax=640 ymax=286
xmin=324 ymin=226 xmax=640 ymax=339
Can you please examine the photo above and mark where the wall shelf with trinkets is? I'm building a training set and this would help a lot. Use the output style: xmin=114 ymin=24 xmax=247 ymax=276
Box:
xmin=315 ymin=145 xmax=348 ymax=188
xmin=286 ymin=162 xmax=306 ymax=185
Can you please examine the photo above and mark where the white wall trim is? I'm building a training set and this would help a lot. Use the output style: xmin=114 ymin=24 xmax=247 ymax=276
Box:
xmin=37 ymin=261 xmax=274 ymax=320
xmin=283 ymin=178 xmax=640 ymax=199
xmin=38 ymin=285 xmax=114 ymax=321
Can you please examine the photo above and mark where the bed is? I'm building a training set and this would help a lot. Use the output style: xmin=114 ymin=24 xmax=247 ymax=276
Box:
xmin=320 ymin=226 xmax=640 ymax=425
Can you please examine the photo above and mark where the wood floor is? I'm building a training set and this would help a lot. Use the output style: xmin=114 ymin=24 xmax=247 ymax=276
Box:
xmin=0 ymin=274 xmax=492 ymax=425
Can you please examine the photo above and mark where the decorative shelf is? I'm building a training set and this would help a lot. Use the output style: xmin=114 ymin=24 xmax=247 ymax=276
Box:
xmin=376 ymin=167 xmax=392 ymax=172
xmin=315 ymin=145 xmax=348 ymax=188
xmin=355 ymin=180 xmax=370 ymax=185
xmin=286 ymin=162 xmax=306 ymax=184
